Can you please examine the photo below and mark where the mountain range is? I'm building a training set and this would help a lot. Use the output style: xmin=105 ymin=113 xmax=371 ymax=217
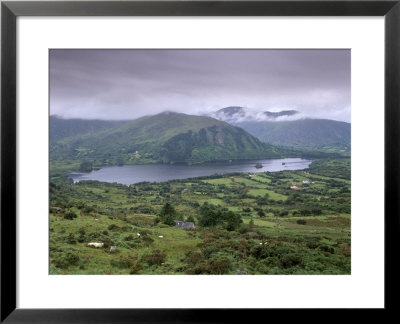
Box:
xmin=50 ymin=116 xmax=128 ymax=144
xmin=209 ymin=106 xmax=350 ymax=151
xmin=50 ymin=112 xmax=281 ymax=167
xmin=50 ymin=106 xmax=350 ymax=170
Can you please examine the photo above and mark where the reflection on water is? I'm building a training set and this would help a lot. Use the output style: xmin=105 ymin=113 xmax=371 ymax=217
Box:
xmin=69 ymin=158 xmax=312 ymax=185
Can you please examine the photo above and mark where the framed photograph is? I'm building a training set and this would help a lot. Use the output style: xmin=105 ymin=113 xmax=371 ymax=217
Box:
xmin=1 ymin=0 xmax=399 ymax=321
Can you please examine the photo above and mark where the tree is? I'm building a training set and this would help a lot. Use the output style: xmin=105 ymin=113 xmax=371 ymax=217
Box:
xmin=256 ymin=193 xmax=270 ymax=206
xmin=198 ymin=204 xmax=219 ymax=227
xmin=198 ymin=204 xmax=242 ymax=230
xmin=224 ymin=211 xmax=242 ymax=231
xmin=257 ymin=210 xmax=266 ymax=217
xmin=186 ymin=215 xmax=196 ymax=224
xmin=79 ymin=161 xmax=93 ymax=172
xmin=64 ymin=210 xmax=78 ymax=220
xmin=159 ymin=202 xmax=178 ymax=226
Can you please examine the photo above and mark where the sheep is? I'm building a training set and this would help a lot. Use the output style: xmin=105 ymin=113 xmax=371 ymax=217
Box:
xmin=158 ymin=235 xmax=164 ymax=238
xmin=87 ymin=242 xmax=104 ymax=248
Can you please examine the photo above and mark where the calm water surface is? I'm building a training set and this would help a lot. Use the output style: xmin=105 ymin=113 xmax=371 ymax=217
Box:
xmin=70 ymin=158 xmax=312 ymax=185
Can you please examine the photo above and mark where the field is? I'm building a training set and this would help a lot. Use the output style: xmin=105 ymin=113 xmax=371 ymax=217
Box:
xmin=49 ymin=158 xmax=351 ymax=275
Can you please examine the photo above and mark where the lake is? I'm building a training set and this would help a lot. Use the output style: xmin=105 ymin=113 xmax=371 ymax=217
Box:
xmin=69 ymin=158 xmax=312 ymax=185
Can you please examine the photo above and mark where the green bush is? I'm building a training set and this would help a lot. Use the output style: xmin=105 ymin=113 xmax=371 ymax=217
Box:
xmin=141 ymin=249 xmax=166 ymax=266
xmin=110 ymin=253 xmax=138 ymax=269
xmin=79 ymin=161 xmax=93 ymax=172
xmin=64 ymin=210 xmax=77 ymax=220
xmin=65 ymin=233 xmax=77 ymax=244
xmin=280 ymin=253 xmax=303 ymax=268
xmin=108 ymin=224 xmax=119 ymax=231
xmin=130 ymin=262 xmax=143 ymax=274
xmin=206 ymin=255 xmax=231 ymax=274
xmin=53 ymin=251 xmax=81 ymax=269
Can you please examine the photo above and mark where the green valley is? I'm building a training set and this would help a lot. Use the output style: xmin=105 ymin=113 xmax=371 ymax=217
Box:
xmin=49 ymin=158 xmax=351 ymax=275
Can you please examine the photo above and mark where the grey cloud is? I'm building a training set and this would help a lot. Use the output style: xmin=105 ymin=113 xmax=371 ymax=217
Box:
xmin=50 ymin=49 xmax=350 ymax=122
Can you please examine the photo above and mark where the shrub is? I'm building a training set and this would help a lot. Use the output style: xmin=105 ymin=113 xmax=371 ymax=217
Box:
xmin=186 ymin=215 xmax=196 ymax=224
xmin=300 ymin=209 xmax=312 ymax=216
xmin=280 ymin=253 xmax=303 ymax=268
xmin=82 ymin=206 xmax=95 ymax=214
xmin=141 ymin=236 xmax=154 ymax=246
xmin=206 ymin=255 xmax=231 ymax=274
xmin=185 ymin=251 xmax=202 ymax=266
xmin=53 ymin=251 xmax=81 ymax=269
xmin=311 ymin=208 xmax=322 ymax=215
xmin=79 ymin=161 xmax=93 ymax=172
xmin=188 ymin=253 xmax=232 ymax=275
xmin=64 ymin=210 xmax=77 ymax=220
xmin=238 ymin=225 xmax=250 ymax=234
xmin=65 ymin=233 xmax=77 ymax=244
xmin=319 ymin=245 xmax=335 ymax=254
xmin=338 ymin=243 xmax=351 ymax=257
xmin=257 ymin=210 xmax=266 ymax=217
xmin=102 ymin=238 xmax=113 ymax=249
xmin=130 ymin=262 xmax=143 ymax=274
xmin=75 ymin=201 xmax=85 ymax=209
xmin=141 ymin=249 xmax=166 ymax=266
xmin=86 ymin=232 xmax=102 ymax=241
xmin=124 ymin=234 xmax=135 ymax=241
xmin=108 ymin=224 xmax=119 ymax=231
xmin=111 ymin=253 xmax=138 ymax=269
xmin=278 ymin=210 xmax=289 ymax=217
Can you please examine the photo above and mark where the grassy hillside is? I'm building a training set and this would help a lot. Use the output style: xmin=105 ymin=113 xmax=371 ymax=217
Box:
xmin=50 ymin=115 xmax=128 ymax=144
xmin=236 ymin=119 xmax=351 ymax=151
xmin=50 ymin=112 xmax=281 ymax=169
xmin=49 ymin=159 xmax=351 ymax=275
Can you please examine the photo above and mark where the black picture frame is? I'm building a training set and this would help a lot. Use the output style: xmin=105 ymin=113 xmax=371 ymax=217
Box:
xmin=1 ymin=0 xmax=399 ymax=322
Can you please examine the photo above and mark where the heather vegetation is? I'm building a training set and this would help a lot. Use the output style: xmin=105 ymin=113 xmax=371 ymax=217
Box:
xmin=49 ymin=158 xmax=351 ymax=275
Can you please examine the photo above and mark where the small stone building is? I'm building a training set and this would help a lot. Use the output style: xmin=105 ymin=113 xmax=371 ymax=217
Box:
xmin=174 ymin=220 xmax=195 ymax=229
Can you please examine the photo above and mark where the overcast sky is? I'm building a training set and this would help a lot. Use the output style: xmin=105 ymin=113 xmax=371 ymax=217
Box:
xmin=50 ymin=49 xmax=350 ymax=122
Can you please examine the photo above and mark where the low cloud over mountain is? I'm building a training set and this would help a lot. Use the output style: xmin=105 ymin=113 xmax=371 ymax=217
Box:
xmin=209 ymin=106 xmax=301 ymax=123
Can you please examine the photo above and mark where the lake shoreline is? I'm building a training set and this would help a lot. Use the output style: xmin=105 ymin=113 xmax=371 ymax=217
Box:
xmin=70 ymin=158 xmax=312 ymax=186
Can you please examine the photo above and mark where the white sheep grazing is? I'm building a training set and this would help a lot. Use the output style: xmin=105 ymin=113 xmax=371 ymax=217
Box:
xmin=158 ymin=235 xmax=164 ymax=238
xmin=87 ymin=242 xmax=104 ymax=248
xmin=137 ymin=233 xmax=141 ymax=237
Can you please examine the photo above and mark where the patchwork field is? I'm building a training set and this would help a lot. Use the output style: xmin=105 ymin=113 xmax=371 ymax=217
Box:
xmin=49 ymin=158 xmax=351 ymax=275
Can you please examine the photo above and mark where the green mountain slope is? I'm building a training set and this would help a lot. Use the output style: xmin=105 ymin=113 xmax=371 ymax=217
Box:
xmin=235 ymin=119 xmax=351 ymax=151
xmin=50 ymin=115 xmax=128 ymax=144
xmin=50 ymin=112 xmax=281 ymax=167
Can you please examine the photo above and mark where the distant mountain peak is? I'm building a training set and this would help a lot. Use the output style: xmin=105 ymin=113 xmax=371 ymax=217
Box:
xmin=50 ymin=112 xmax=281 ymax=165
xmin=158 ymin=110 xmax=180 ymax=115
xmin=216 ymin=106 xmax=246 ymax=115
